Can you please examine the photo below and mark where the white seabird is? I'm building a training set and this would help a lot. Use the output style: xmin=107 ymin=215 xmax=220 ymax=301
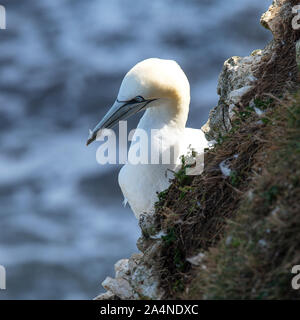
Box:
xmin=87 ymin=58 xmax=208 ymax=219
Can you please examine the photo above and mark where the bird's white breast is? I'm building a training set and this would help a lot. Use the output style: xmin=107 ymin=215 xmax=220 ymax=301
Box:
xmin=118 ymin=107 xmax=208 ymax=219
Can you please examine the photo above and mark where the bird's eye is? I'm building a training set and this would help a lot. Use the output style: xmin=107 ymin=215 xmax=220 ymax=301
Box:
xmin=134 ymin=96 xmax=145 ymax=103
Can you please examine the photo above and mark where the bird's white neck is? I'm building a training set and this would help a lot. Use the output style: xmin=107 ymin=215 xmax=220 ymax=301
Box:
xmin=138 ymin=98 xmax=189 ymax=132
xmin=128 ymin=99 xmax=189 ymax=165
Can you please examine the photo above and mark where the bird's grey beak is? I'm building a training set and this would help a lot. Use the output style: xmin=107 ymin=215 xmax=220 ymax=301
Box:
xmin=86 ymin=98 xmax=154 ymax=146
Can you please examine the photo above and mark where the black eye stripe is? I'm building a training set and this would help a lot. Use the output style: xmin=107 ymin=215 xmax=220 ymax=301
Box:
xmin=134 ymin=96 xmax=145 ymax=103
xmin=117 ymin=96 xmax=146 ymax=104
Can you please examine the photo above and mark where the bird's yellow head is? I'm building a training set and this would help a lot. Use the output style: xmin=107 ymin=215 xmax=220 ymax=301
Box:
xmin=87 ymin=58 xmax=190 ymax=146
xmin=119 ymin=58 xmax=190 ymax=105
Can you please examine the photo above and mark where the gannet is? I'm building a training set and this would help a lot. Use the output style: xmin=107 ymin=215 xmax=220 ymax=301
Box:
xmin=87 ymin=58 xmax=208 ymax=219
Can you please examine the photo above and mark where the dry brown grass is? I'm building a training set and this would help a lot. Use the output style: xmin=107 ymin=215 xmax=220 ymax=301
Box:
xmin=155 ymin=91 xmax=300 ymax=299
xmin=155 ymin=101 xmax=269 ymax=297
xmin=185 ymin=93 xmax=300 ymax=300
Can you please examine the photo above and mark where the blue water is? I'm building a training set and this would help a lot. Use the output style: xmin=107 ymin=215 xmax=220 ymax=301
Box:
xmin=0 ymin=0 xmax=271 ymax=299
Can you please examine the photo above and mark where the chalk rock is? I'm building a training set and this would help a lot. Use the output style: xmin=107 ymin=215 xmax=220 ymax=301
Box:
xmin=202 ymin=0 xmax=297 ymax=141
xmin=102 ymin=277 xmax=134 ymax=300
xmin=94 ymin=213 xmax=165 ymax=300
xmin=94 ymin=290 xmax=118 ymax=300
xmin=202 ymin=52 xmax=262 ymax=140
xmin=260 ymin=0 xmax=293 ymax=40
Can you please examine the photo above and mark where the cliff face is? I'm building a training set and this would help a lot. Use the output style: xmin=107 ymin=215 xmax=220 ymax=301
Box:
xmin=202 ymin=0 xmax=300 ymax=141
xmin=95 ymin=0 xmax=300 ymax=300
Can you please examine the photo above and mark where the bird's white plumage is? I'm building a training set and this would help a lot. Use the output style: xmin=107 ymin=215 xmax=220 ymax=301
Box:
xmin=115 ymin=58 xmax=209 ymax=219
